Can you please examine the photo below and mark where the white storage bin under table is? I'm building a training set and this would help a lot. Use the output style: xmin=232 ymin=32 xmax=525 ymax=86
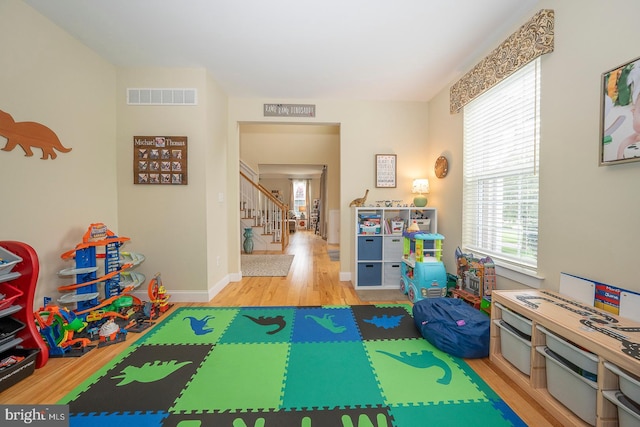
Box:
xmin=537 ymin=325 xmax=598 ymax=380
xmin=602 ymin=390 xmax=640 ymax=427
xmin=605 ymin=361 xmax=640 ymax=407
xmin=495 ymin=302 xmax=532 ymax=337
xmin=537 ymin=346 xmax=597 ymax=426
xmin=493 ymin=319 xmax=531 ymax=376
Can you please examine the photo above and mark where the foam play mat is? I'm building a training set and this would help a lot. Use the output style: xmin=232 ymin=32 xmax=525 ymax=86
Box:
xmin=61 ymin=305 xmax=525 ymax=426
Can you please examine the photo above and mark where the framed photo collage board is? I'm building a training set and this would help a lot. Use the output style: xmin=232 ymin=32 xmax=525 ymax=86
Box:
xmin=133 ymin=136 xmax=188 ymax=185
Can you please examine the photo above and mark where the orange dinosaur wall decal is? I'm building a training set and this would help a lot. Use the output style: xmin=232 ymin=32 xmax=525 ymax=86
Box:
xmin=0 ymin=109 xmax=72 ymax=160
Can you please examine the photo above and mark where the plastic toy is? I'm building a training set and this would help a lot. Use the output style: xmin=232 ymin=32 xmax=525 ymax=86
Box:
xmin=147 ymin=273 xmax=172 ymax=319
xmin=0 ymin=355 xmax=25 ymax=370
xmin=75 ymin=294 xmax=137 ymax=316
xmin=57 ymin=223 xmax=145 ymax=314
xmin=34 ymin=305 xmax=94 ymax=357
xmin=401 ymin=259 xmax=448 ymax=302
xmin=35 ymin=297 xmax=139 ymax=354
xmin=97 ymin=318 xmax=127 ymax=346
xmin=455 ymin=247 xmax=495 ymax=298
xmin=38 ymin=225 xmax=173 ymax=358
xmin=36 ymin=224 xmax=152 ymax=357
xmin=400 ymin=232 xmax=447 ymax=303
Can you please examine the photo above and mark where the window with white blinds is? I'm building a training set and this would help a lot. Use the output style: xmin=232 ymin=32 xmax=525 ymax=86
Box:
xmin=462 ymin=58 xmax=540 ymax=272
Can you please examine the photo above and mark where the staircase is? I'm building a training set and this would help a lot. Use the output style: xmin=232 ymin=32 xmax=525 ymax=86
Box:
xmin=240 ymin=167 xmax=289 ymax=253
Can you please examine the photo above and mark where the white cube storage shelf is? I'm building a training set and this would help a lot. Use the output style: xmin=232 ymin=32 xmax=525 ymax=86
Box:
xmin=351 ymin=207 xmax=437 ymax=289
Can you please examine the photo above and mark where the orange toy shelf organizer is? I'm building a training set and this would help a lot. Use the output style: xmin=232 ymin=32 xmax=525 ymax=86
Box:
xmin=0 ymin=241 xmax=49 ymax=368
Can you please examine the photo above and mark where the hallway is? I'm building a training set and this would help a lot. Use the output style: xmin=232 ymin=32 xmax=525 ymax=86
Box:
xmin=211 ymin=230 xmax=381 ymax=306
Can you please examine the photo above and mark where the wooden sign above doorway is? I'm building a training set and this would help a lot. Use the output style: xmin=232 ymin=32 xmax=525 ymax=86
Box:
xmin=264 ymin=104 xmax=316 ymax=117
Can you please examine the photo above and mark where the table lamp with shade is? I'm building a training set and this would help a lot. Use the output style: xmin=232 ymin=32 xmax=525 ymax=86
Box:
xmin=412 ymin=179 xmax=430 ymax=207
xmin=299 ymin=205 xmax=307 ymax=219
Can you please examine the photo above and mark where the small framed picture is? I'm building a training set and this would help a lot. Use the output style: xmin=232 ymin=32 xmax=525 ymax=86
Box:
xmin=375 ymin=154 xmax=396 ymax=188
xmin=600 ymin=56 xmax=640 ymax=165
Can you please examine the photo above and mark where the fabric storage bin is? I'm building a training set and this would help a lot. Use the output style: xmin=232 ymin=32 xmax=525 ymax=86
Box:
xmin=357 ymin=263 xmax=382 ymax=286
xmin=496 ymin=302 xmax=532 ymax=338
xmin=415 ymin=218 xmax=431 ymax=232
xmin=537 ymin=346 xmax=597 ymax=426
xmin=605 ymin=361 xmax=640 ymax=407
xmin=383 ymin=236 xmax=404 ymax=259
xmin=382 ymin=262 xmax=402 ymax=286
xmin=603 ymin=390 xmax=640 ymax=427
xmin=357 ymin=236 xmax=382 ymax=260
xmin=493 ymin=319 xmax=531 ymax=375
xmin=537 ymin=325 xmax=598 ymax=381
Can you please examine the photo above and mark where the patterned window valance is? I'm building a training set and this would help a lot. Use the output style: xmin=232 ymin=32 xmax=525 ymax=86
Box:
xmin=450 ymin=9 xmax=554 ymax=114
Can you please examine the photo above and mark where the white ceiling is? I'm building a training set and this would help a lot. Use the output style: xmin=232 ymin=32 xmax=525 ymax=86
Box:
xmin=24 ymin=0 xmax=539 ymax=102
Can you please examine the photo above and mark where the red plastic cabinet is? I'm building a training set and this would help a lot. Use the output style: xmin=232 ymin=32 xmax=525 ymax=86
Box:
xmin=0 ymin=241 xmax=49 ymax=369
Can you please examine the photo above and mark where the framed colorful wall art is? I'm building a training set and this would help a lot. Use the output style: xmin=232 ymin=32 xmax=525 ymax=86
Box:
xmin=600 ymin=56 xmax=640 ymax=165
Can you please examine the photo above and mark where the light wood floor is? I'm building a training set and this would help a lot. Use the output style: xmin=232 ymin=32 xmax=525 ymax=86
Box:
xmin=0 ymin=230 xmax=561 ymax=426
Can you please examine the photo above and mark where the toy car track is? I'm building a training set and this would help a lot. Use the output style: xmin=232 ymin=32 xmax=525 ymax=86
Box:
xmin=515 ymin=290 xmax=640 ymax=360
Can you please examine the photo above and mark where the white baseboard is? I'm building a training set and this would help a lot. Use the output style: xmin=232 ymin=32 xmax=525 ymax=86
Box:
xmin=129 ymin=274 xmax=235 ymax=303
xmin=339 ymin=271 xmax=351 ymax=282
xmin=207 ymin=275 xmax=231 ymax=300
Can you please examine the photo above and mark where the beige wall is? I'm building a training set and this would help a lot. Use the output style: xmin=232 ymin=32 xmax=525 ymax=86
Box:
xmin=428 ymin=0 xmax=640 ymax=293
xmin=257 ymin=178 xmax=292 ymax=205
xmin=203 ymin=74 xmax=230 ymax=293
xmin=116 ymin=68 xmax=229 ymax=301
xmin=0 ymin=0 xmax=118 ymax=307
xmin=426 ymin=90 xmax=463 ymax=282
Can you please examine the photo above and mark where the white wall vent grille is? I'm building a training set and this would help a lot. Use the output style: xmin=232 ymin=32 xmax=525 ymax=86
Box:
xmin=127 ymin=88 xmax=198 ymax=105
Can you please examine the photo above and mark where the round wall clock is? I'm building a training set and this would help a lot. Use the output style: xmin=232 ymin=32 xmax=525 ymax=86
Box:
xmin=435 ymin=156 xmax=449 ymax=178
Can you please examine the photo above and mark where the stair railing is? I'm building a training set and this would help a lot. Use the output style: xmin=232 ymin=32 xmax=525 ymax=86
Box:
xmin=239 ymin=170 xmax=289 ymax=252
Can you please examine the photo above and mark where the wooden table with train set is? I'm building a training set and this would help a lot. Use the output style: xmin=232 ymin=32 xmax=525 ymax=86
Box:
xmin=490 ymin=289 xmax=640 ymax=427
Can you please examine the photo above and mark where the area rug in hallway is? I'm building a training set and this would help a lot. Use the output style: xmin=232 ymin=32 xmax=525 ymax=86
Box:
xmin=241 ymin=254 xmax=294 ymax=276
xmin=61 ymin=305 xmax=525 ymax=427
xmin=357 ymin=288 xmax=407 ymax=302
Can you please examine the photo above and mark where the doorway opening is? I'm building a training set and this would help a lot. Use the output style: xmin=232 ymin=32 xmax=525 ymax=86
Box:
xmin=239 ymin=122 xmax=340 ymax=246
